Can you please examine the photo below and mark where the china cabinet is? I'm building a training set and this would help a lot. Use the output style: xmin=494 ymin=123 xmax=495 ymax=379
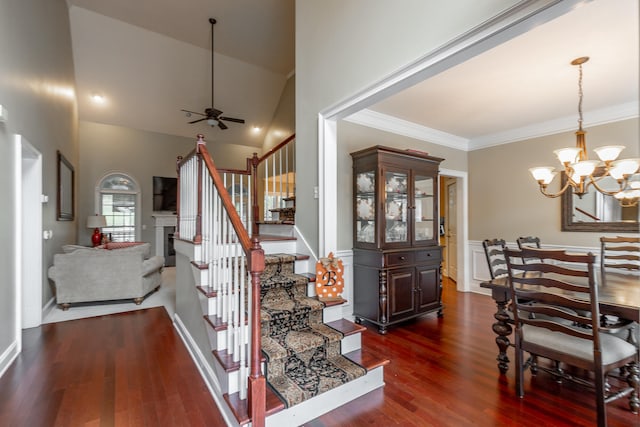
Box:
xmin=351 ymin=145 xmax=444 ymax=334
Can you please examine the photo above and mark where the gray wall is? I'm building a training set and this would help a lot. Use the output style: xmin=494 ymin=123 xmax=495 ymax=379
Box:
xmin=77 ymin=121 xmax=259 ymax=251
xmin=469 ymin=118 xmax=640 ymax=246
xmin=0 ymin=0 xmax=78 ymax=370
xmin=262 ymin=74 xmax=295 ymax=152
xmin=295 ymin=0 xmax=519 ymax=254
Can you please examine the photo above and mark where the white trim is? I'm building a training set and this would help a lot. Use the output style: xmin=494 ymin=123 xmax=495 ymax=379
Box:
xmin=346 ymin=102 xmax=639 ymax=152
xmin=345 ymin=109 xmax=469 ymax=150
xmin=12 ymin=136 xmax=21 ymax=354
xmin=19 ymin=136 xmax=43 ymax=328
xmin=470 ymin=102 xmax=639 ymax=150
xmin=95 ymin=170 xmax=142 ymax=241
xmin=173 ymin=314 xmax=238 ymax=427
xmin=318 ymin=0 xmax=588 ymax=288
xmin=0 ymin=341 xmax=19 ymax=379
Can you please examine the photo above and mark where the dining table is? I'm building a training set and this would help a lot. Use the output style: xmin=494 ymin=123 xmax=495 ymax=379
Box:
xmin=480 ymin=270 xmax=640 ymax=374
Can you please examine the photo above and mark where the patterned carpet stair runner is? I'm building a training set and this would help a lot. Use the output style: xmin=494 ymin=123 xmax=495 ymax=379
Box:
xmin=260 ymin=254 xmax=366 ymax=407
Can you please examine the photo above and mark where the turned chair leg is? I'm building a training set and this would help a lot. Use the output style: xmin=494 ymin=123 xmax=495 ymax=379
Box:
xmin=627 ymin=362 xmax=640 ymax=414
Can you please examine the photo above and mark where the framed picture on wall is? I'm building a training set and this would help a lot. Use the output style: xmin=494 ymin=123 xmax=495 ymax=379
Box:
xmin=57 ymin=150 xmax=74 ymax=221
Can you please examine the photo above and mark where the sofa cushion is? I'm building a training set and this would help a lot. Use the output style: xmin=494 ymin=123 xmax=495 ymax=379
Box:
xmin=62 ymin=244 xmax=100 ymax=254
xmin=95 ymin=242 xmax=151 ymax=258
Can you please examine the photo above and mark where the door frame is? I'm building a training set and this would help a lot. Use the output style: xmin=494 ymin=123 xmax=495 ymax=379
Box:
xmin=16 ymin=135 xmax=43 ymax=331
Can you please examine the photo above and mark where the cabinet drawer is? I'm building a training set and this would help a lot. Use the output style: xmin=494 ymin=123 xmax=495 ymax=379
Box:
xmin=415 ymin=248 xmax=441 ymax=263
xmin=385 ymin=251 xmax=414 ymax=267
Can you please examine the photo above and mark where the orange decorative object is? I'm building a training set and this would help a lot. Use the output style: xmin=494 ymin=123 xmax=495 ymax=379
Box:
xmin=315 ymin=252 xmax=344 ymax=302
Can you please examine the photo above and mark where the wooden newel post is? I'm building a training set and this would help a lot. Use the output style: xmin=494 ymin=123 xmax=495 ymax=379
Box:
xmin=194 ymin=135 xmax=205 ymax=244
xmin=248 ymin=236 xmax=265 ymax=426
xmin=175 ymin=155 xmax=183 ymax=239
xmin=250 ymin=153 xmax=260 ymax=234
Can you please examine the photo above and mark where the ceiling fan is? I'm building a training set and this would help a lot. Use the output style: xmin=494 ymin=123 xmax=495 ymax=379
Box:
xmin=181 ymin=18 xmax=245 ymax=130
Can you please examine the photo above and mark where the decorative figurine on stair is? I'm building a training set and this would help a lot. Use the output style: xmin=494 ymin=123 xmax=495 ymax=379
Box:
xmin=316 ymin=252 xmax=344 ymax=302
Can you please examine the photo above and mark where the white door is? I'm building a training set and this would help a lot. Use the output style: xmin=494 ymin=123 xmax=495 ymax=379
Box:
xmin=446 ymin=181 xmax=457 ymax=281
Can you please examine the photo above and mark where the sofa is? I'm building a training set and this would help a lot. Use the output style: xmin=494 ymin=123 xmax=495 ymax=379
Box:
xmin=48 ymin=242 xmax=165 ymax=310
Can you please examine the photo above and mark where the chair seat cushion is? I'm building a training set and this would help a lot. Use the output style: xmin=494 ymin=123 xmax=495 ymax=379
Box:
xmin=522 ymin=324 xmax=637 ymax=365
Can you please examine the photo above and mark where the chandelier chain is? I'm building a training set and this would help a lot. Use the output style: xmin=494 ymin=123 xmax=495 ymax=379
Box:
xmin=577 ymin=62 xmax=584 ymax=131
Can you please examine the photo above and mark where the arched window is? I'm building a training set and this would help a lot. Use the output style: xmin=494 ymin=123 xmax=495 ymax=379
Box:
xmin=96 ymin=172 xmax=141 ymax=242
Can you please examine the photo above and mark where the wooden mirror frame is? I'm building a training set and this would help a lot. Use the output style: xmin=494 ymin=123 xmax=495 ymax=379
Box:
xmin=57 ymin=150 xmax=75 ymax=221
xmin=561 ymin=167 xmax=639 ymax=232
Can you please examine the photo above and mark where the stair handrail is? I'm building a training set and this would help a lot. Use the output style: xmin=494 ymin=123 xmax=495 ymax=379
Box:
xmin=176 ymin=134 xmax=266 ymax=427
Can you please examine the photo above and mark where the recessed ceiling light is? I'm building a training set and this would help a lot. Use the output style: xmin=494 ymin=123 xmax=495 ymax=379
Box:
xmin=90 ymin=93 xmax=105 ymax=104
xmin=252 ymin=126 xmax=262 ymax=133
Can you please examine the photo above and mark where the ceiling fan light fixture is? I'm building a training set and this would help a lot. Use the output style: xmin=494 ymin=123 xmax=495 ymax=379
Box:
xmin=207 ymin=118 xmax=219 ymax=127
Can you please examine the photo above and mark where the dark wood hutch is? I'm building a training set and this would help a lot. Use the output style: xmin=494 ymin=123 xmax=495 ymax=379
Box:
xmin=351 ymin=145 xmax=444 ymax=334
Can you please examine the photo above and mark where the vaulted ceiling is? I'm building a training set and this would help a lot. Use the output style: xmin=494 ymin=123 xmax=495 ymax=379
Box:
xmin=66 ymin=0 xmax=638 ymax=150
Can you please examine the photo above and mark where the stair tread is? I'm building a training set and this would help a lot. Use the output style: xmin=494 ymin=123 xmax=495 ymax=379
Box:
xmin=204 ymin=314 xmax=227 ymax=332
xmin=213 ymin=346 xmax=266 ymax=373
xmin=291 ymin=252 xmax=310 ymax=260
xmin=344 ymin=348 xmax=390 ymax=371
xmin=224 ymin=386 xmax=285 ymax=425
xmin=326 ymin=319 xmax=366 ymax=336
xmin=191 ymin=260 xmax=208 ymax=270
xmin=315 ymin=296 xmax=347 ymax=307
xmin=299 ymin=272 xmax=316 ymax=282
xmin=196 ymin=285 xmax=217 ymax=298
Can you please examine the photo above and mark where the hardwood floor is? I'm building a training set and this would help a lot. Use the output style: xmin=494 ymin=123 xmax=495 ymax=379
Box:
xmin=306 ymin=277 xmax=638 ymax=427
xmin=0 ymin=308 xmax=228 ymax=427
xmin=0 ymin=279 xmax=636 ymax=426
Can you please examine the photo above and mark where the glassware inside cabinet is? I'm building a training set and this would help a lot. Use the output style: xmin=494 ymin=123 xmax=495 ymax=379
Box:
xmin=384 ymin=171 xmax=408 ymax=243
xmin=356 ymin=171 xmax=375 ymax=243
xmin=414 ymin=175 xmax=434 ymax=241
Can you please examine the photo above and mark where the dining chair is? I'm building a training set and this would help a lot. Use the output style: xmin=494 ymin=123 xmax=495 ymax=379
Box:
xmin=482 ymin=238 xmax=507 ymax=279
xmin=517 ymin=236 xmax=542 ymax=264
xmin=600 ymin=236 xmax=640 ymax=283
xmin=504 ymin=247 xmax=639 ymax=427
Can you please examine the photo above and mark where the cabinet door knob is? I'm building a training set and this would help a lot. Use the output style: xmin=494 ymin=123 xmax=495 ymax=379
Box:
xmin=399 ymin=256 xmax=406 ymax=260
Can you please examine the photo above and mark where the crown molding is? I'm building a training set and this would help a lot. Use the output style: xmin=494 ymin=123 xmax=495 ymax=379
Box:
xmin=345 ymin=102 xmax=638 ymax=152
xmin=470 ymin=101 xmax=639 ymax=150
xmin=344 ymin=109 xmax=470 ymax=150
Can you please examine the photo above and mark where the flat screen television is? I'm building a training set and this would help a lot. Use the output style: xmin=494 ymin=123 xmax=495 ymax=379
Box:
xmin=153 ymin=176 xmax=177 ymax=212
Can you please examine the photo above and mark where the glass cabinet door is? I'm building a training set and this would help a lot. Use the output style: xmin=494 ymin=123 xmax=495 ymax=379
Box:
xmin=355 ymin=171 xmax=375 ymax=244
xmin=384 ymin=171 xmax=408 ymax=244
xmin=414 ymin=174 xmax=435 ymax=242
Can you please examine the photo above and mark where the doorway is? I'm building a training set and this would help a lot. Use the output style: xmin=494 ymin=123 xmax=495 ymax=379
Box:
xmin=17 ymin=135 xmax=43 ymax=329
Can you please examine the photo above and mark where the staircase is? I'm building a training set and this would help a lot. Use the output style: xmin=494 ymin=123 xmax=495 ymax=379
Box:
xmin=174 ymin=134 xmax=387 ymax=427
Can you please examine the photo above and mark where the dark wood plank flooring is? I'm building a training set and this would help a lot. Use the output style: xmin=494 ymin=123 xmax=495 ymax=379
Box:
xmin=0 ymin=279 xmax=637 ymax=426
xmin=0 ymin=307 xmax=227 ymax=427
xmin=305 ymin=277 xmax=638 ymax=426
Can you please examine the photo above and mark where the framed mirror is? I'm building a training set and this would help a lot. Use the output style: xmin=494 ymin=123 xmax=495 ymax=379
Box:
xmin=57 ymin=150 xmax=74 ymax=221
xmin=561 ymin=168 xmax=639 ymax=232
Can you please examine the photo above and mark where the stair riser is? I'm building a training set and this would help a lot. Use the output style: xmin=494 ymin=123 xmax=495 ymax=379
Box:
xmin=340 ymin=333 xmax=361 ymax=354
xmin=258 ymin=223 xmax=295 ymax=237
xmin=261 ymin=240 xmax=297 ymax=254
xmin=322 ymin=304 xmax=344 ymax=323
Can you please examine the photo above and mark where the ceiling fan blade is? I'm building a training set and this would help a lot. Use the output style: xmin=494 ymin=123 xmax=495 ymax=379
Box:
xmin=188 ymin=117 xmax=207 ymax=124
xmin=219 ymin=116 xmax=245 ymax=124
xmin=218 ymin=120 xmax=228 ymax=130
xmin=181 ymin=109 xmax=205 ymax=117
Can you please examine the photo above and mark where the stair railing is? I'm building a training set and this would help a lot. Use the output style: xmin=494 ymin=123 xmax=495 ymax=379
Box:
xmin=176 ymin=134 xmax=266 ymax=427
xmin=210 ymin=134 xmax=296 ymax=234
xmin=250 ymin=134 xmax=296 ymax=232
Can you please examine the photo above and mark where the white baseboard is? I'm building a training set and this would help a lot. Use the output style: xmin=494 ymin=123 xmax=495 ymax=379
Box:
xmin=41 ymin=296 xmax=56 ymax=323
xmin=0 ymin=340 xmax=19 ymax=379
xmin=173 ymin=314 xmax=239 ymax=427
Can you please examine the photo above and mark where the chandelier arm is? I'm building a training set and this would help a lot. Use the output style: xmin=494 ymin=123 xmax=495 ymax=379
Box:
xmin=588 ymin=175 xmax=625 ymax=196
xmin=538 ymin=179 xmax=573 ymax=198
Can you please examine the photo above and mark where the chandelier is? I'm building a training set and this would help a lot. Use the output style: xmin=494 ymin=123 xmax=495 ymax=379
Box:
xmin=529 ymin=57 xmax=640 ymax=207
